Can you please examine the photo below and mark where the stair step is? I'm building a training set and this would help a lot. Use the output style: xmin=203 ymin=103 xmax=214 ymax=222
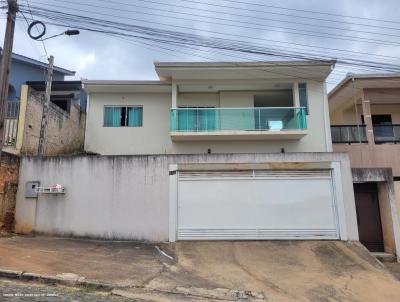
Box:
xmin=371 ymin=252 xmax=397 ymax=263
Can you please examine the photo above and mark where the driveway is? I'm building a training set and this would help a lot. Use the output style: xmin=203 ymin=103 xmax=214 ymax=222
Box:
xmin=0 ymin=236 xmax=399 ymax=301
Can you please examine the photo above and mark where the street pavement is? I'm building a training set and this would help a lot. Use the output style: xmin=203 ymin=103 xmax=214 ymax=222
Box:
xmin=0 ymin=236 xmax=400 ymax=301
xmin=0 ymin=278 xmax=137 ymax=302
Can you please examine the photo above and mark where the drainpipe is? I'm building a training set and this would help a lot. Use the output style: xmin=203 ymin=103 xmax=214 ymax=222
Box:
xmin=323 ymin=82 xmax=333 ymax=152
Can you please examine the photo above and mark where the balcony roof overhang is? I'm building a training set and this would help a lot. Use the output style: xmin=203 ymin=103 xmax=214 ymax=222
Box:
xmin=155 ymin=60 xmax=336 ymax=81
xmin=170 ymin=130 xmax=307 ymax=141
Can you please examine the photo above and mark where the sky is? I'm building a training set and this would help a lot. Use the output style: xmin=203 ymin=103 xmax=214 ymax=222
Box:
xmin=0 ymin=0 xmax=399 ymax=90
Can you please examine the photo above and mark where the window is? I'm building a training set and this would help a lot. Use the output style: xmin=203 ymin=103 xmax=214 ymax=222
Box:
xmin=298 ymin=83 xmax=309 ymax=115
xmin=104 ymin=106 xmax=143 ymax=127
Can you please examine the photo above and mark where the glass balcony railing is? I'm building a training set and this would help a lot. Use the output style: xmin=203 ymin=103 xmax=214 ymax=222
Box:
xmin=170 ymin=107 xmax=307 ymax=132
xmin=331 ymin=125 xmax=367 ymax=143
xmin=331 ymin=124 xmax=400 ymax=144
xmin=373 ymin=124 xmax=400 ymax=143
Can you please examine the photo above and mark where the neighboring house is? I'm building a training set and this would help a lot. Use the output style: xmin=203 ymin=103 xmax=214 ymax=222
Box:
xmin=0 ymin=52 xmax=85 ymax=231
xmin=329 ymin=73 xmax=400 ymax=258
xmin=15 ymin=60 xmax=396 ymax=261
xmin=0 ymin=48 xmax=75 ymax=114
xmin=3 ymin=81 xmax=86 ymax=156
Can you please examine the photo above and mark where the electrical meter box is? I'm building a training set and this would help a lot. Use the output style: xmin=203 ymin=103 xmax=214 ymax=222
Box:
xmin=25 ymin=181 xmax=40 ymax=198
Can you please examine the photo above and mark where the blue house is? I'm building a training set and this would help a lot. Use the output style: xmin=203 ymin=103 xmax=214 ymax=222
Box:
xmin=0 ymin=48 xmax=89 ymax=117
xmin=1 ymin=48 xmax=76 ymax=102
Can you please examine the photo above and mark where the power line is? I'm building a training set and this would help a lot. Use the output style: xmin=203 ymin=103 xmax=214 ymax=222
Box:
xmin=172 ymin=0 xmax=400 ymax=29
xmin=19 ymin=6 xmax=400 ymax=74
xmin=206 ymin=0 xmax=400 ymax=24
xmin=18 ymin=4 xmax=400 ymax=82
xmin=2 ymin=1 xmax=396 ymax=92
xmin=25 ymin=1 xmax=400 ymax=47
xmin=14 ymin=4 xmax=400 ymax=93
xmin=19 ymin=6 xmax=47 ymax=57
xmin=93 ymin=0 xmax=400 ymax=31
xmin=38 ymin=0 xmax=400 ymax=39
xmin=15 ymin=20 xmax=48 ymax=81
xmin=17 ymin=2 xmax=400 ymax=63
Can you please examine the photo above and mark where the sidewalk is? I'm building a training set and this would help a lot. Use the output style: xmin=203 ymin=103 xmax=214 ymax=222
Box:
xmin=0 ymin=235 xmax=400 ymax=302
xmin=0 ymin=235 xmax=171 ymax=288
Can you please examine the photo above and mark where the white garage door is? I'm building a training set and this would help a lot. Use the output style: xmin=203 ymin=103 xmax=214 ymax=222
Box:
xmin=177 ymin=170 xmax=339 ymax=240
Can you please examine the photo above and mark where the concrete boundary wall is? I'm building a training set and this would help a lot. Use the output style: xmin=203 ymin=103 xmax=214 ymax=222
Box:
xmin=15 ymin=153 xmax=357 ymax=242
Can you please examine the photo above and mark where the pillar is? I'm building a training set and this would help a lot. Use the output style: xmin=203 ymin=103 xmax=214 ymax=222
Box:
xmin=361 ymin=89 xmax=374 ymax=145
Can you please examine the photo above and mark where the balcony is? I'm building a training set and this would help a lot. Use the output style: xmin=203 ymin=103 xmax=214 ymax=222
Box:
xmin=331 ymin=124 xmax=400 ymax=144
xmin=331 ymin=125 xmax=367 ymax=144
xmin=3 ymin=101 xmax=20 ymax=146
xmin=170 ymin=107 xmax=307 ymax=141
xmin=373 ymin=125 xmax=400 ymax=143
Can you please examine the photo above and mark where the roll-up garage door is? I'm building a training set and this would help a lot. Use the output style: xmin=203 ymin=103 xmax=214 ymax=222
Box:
xmin=177 ymin=169 xmax=339 ymax=240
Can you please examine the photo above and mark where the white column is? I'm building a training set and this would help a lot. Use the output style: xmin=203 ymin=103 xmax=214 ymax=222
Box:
xmin=169 ymin=164 xmax=178 ymax=242
xmin=172 ymin=83 xmax=178 ymax=108
xmin=293 ymin=82 xmax=300 ymax=107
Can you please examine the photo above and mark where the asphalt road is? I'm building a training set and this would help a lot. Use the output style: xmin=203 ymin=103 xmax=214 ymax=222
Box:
xmin=0 ymin=279 xmax=136 ymax=302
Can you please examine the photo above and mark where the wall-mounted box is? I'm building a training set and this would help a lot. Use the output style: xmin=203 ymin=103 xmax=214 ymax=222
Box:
xmin=25 ymin=181 xmax=40 ymax=198
xmin=35 ymin=186 xmax=66 ymax=194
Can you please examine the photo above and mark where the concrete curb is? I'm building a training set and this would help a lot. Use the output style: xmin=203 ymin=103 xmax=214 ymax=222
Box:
xmin=0 ymin=269 xmax=113 ymax=290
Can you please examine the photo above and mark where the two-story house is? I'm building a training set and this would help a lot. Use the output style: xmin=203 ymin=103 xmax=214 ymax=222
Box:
xmin=19 ymin=60 xmax=400 ymax=254
xmin=329 ymin=74 xmax=400 ymax=260
xmin=37 ymin=60 xmax=360 ymax=244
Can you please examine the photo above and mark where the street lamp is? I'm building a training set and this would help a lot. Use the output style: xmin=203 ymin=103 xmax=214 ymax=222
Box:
xmin=40 ymin=29 xmax=80 ymax=41
xmin=27 ymin=20 xmax=80 ymax=41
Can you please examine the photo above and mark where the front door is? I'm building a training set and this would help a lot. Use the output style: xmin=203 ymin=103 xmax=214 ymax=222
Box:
xmin=354 ymin=183 xmax=384 ymax=252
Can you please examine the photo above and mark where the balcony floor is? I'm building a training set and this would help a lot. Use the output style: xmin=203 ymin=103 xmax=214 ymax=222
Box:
xmin=170 ymin=130 xmax=307 ymax=141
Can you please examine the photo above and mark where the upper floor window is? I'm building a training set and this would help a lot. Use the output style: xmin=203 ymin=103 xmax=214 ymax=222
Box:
xmin=298 ymin=83 xmax=309 ymax=115
xmin=104 ymin=106 xmax=143 ymax=127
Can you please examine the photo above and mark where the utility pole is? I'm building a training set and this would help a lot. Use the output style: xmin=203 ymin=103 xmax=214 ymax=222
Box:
xmin=37 ymin=55 xmax=54 ymax=156
xmin=0 ymin=0 xmax=18 ymax=151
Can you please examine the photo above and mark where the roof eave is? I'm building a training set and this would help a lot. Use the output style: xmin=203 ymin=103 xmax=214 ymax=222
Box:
xmin=154 ymin=60 xmax=337 ymax=69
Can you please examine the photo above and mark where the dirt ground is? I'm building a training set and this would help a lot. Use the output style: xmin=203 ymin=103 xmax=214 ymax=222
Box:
xmin=0 ymin=235 xmax=399 ymax=301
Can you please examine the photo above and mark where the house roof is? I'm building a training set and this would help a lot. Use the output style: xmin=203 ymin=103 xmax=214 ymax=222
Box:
xmin=0 ymin=48 xmax=75 ymax=76
xmin=26 ymin=81 xmax=82 ymax=91
xmin=154 ymin=60 xmax=336 ymax=80
xmin=82 ymin=80 xmax=172 ymax=93
xmin=328 ymin=73 xmax=400 ymax=112
xmin=329 ymin=73 xmax=400 ymax=99
xmin=154 ymin=60 xmax=336 ymax=68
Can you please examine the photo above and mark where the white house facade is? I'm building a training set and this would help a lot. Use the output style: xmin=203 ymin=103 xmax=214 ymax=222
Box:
xmin=83 ymin=61 xmax=334 ymax=155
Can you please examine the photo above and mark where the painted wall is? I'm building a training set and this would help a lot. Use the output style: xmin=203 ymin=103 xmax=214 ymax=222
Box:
xmin=396 ymin=181 xmax=400 ymax=243
xmin=331 ymin=103 xmax=400 ymax=125
xmin=330 ymin=88 xmax=400 ymax=125
xmin=9 ymin=60 xmax=66 ymax=100
xmin=15 ymin=153 xmax=357 ymax=242
xmin=85 ymin=80 xmax=329 ymax=155
xmin=378 ymin=182 xmax=397 ymax=254
xmin=333 ymin=143 xmax=400 ymax=177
